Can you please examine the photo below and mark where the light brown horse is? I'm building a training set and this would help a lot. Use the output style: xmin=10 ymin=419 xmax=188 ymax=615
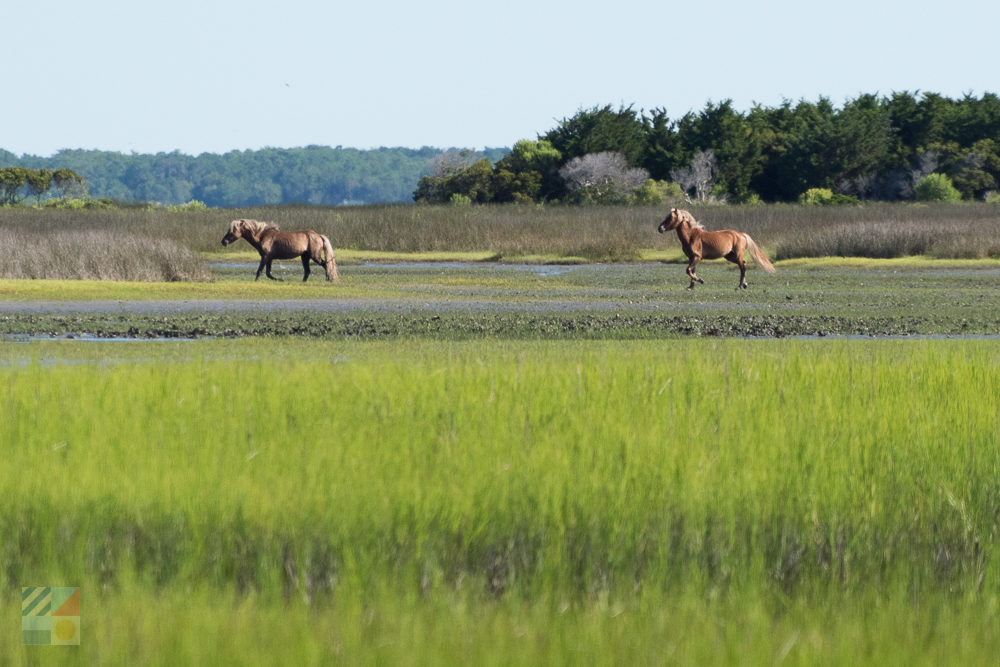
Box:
xmin=657 ymin=208 xmax=775 ymax=290
xmin=221 ymin=219 xmax=339 ymax=282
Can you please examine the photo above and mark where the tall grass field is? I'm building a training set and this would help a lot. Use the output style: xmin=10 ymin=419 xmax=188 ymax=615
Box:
xmin=2 ymin=203 xmax=1000 ymax=281
xmin=2 ymin=338 xmax=1000 ymax=665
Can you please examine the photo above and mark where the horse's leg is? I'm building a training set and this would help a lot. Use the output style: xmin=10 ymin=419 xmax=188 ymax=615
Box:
xmin=301 ymin=255 xmax=311 ymax=282
xmin=726 ymin=251 xmax=748 ymax=290
xmin=265 ymin=260 xmax=281 ymax=281
xmin=308 ymin=244 xmax=331 ymax=281
xmin=686 ymin=256 xmax=704 ymax=288
xmin=254 ymin=256 xmax=268 ymax=281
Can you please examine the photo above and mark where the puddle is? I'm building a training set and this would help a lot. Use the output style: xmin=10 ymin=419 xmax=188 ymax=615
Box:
xmin=748 ymin=334 xmax=1000 ymax=340
xmin=908 ymin=269 xmax=1000 ymax=277
xmin=1 ymin=333 xmax=207 ymax=343
xmin=357 ymin=262 xmax=590 ymax=276
xmin=208 ymin=261 xmax=593 ymax=277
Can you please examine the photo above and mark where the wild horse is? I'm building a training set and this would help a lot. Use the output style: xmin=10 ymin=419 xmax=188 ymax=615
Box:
xmin=221 ymin=219 xmax=339 ymax=282
xmin=657 ymin=208 xmax=775 ymax=290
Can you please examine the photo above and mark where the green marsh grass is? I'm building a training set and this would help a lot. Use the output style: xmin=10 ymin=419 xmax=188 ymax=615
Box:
xmin=2 ymin=338 xmax=1000 ymax=664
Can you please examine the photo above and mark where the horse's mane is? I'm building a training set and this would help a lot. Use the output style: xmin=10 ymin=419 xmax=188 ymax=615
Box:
xmin=234 ymin=219 xmax=279 ymax=235
xmin=676 ymin=209 xmax=704 ymax=230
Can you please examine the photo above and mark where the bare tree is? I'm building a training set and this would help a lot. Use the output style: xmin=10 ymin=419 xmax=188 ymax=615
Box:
xmin=558 ymin=152 xmax=649 ymax=201
xmin=909 ymin=151 xmax=939 ymax=189
xmin=874 ymin=170 xmax=910 ymax=201
xmin=853 ymin=172 xmax=876 ymax=202
xmin=960 ymin=152 xmax=986 ymax=171
xmin=431 ymin=149 xmax=477 ymax=177
xmin=670 ymin=150 xmax=719 ymax=203
xmin=834 ymin=178 xmax=853 ymax=195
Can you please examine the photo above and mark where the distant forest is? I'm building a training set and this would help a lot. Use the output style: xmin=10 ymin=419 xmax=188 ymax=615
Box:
xmin=4 ymin=91 xmax=1000 ymax=206
xmin=0 ymin=146 xmax=509 ymax=207
xmin=413 ymin=92 xmax=1000 ymax=206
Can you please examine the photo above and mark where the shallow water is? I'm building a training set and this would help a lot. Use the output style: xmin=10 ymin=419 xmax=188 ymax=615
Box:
xmin=208 ymin=261 xmax=591 ymax=277
xmin=750 ymin=333 xmax=1000 ymax=340
xmin=1 ymin=333 xmax=206 ymax=343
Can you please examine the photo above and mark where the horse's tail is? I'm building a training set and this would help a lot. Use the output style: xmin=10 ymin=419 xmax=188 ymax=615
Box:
xmin=744 ymin=234 xmax=776 ymax=273
xmin=321 ymin=235 xmax=339 ymax=281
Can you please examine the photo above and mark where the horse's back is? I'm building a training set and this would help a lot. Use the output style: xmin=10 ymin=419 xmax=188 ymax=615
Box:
xmin=696 ymin=229 xmax=744 ymax=259
xmin=261 ymin=229 xmax=315 ymax=258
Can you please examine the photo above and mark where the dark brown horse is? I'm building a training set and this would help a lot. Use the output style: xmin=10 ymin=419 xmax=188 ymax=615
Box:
xmin=221 ymin=219 xmax=339 ymax=282
xmin=658 ymin=208 xmax=775 ymax=290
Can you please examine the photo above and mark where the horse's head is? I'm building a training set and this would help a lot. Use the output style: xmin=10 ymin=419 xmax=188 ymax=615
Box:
xmin=658 ymin=208 xmax=698 ymax=233
xmin=658 ymin=208 xmax=682 ymax=233
xmin=221 ymin=219 xmax=249 ymax=246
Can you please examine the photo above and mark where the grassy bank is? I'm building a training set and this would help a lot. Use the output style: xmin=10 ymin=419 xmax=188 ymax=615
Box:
xmin=2 ymin=338 xmax=1000 ymax=663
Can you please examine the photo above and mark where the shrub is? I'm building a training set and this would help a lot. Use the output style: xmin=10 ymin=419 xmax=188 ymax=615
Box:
xmin=798 ymin=188 xmax=859 ymax=206
xmin=43 ymin=197 xmax=117 ymax=210
xmin=914 ymin=173 xmax=963 ymax=202
xmin=164 ymin=200 xmax=209 ymax=212
xmin=630 ymin=179 xmax=683 ymax=206
xmin=829 ymin=193 xmax=860 ymax=206
xmin=984 ymin=190 xmax=1000 ymax=203
xmin=449 ymin=193 xmax=471 ymax=206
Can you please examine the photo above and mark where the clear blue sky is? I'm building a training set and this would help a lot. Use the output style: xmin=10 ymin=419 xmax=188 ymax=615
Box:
xmin=4 ymin=0 xmax=998 ymax=157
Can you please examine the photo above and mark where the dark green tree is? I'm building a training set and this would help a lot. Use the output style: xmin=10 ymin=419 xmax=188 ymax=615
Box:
xmin=830 ymin=94 xmax=895 ymax=183
xmin=52 ymin=168 xmax=86 ymax=198
xmin=929 ymin=139 xmax=1000 ymax=199
xmin=492 ymin=139 xmax=561 ymax=202
xmin=24 ymin=168 xmax=53 ymax=207
xmin=679 ymin=100 xmax=762 ymax=202
xmin=0 ymin=167 xmax=30 ymax=205
xmin=413 ymin=157 xmax=496 ymax=204
xmin=749 ymin=98 xmax=837 ymax=200
xmin=640 ymin=108 xmax=685 ymax=181
xmin=542 ymin=105 xmax=648 ymax=167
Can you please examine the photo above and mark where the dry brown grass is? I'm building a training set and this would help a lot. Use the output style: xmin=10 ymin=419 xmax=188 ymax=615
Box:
xmin=218 ymin=205 xmax=671 ymax=260
xmin=3 ymin=203 xmax=1000 ymax=267
xmin=691 ymin=203 xmax=1000 ymax=259
xmin=0 ymin=228 xmax=212 ymax=281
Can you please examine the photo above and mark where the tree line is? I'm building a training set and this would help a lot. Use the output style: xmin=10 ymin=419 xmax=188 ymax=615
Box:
xmin=4 ymin=92 xmax=1000 ymax=207
xmin=414 ymin=92 xmax=1000 ymax=205
xmin=0 ymin=146 xmax=507 ymax=207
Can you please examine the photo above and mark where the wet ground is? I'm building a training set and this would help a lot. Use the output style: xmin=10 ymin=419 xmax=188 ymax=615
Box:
xmin=3 ymin=260 xmax=1000 ymax=339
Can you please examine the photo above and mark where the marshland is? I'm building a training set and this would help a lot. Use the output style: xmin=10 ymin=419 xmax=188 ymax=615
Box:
xmin=4 ymin=203 xmax=1000 ymax=666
